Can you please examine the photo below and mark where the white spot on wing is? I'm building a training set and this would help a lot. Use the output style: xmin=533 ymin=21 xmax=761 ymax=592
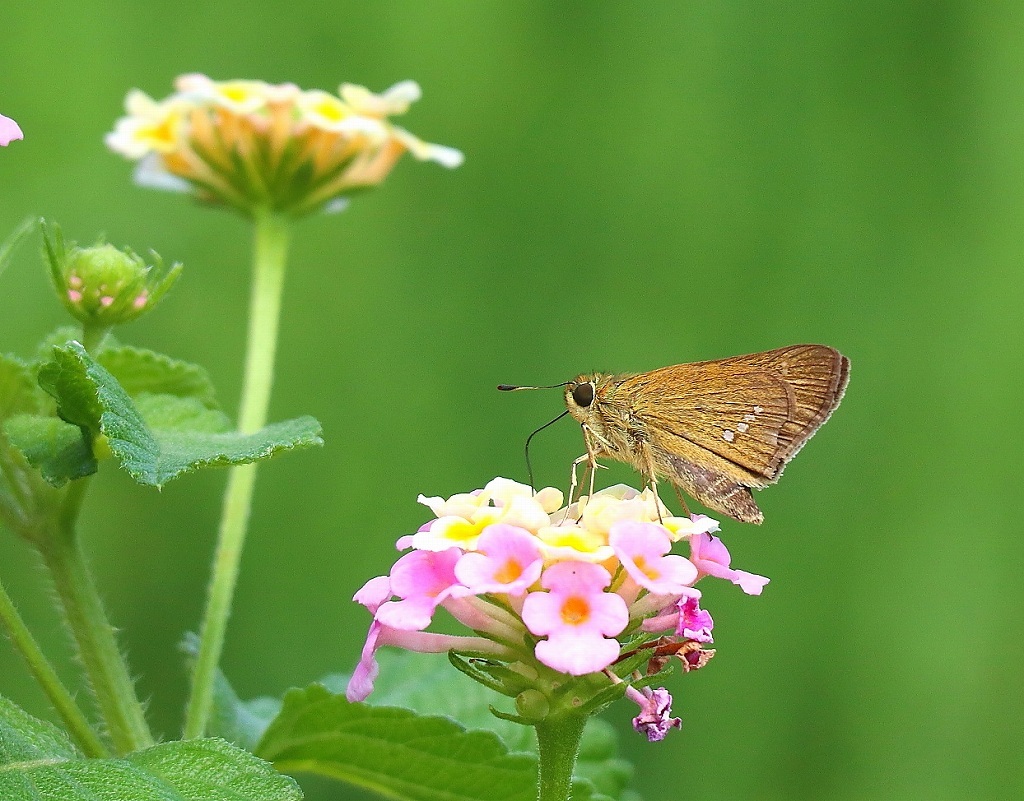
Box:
xmin=737 ymin=422 xmax=749 ymax=433
xmin=723 ymin=429 xmax=735 ymax=442
xmin=743 ymin=413 xmax=756 ymax=422
xmin=753 ymin=405 xmax=764 ymax=414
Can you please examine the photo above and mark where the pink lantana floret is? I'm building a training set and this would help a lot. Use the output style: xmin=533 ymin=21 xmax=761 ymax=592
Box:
xmin=627 ymin=686 xmax=682 ymax=742
xmin=521 ymin=561 xmax=628 ymax=675
xmin=690 ymin=532 xmax=770 ymax=595
xmin=638 ymin=589 xmax=707 ymax=635
xmin=609 ymin=521 xmax=698 ymax=595
xmin=346 ymin=619 xmax=507 ymax=702
xmin=0 ymin=114 xmax=23 ymax=146
xmin=395 ymin=521 xmax=431 ymax=551
xmin=353 ymin=575 xmax=393 ymax=614
xmin=347 ymin=619 xmax=385 ymax=702
xmin=677 ymin=596 xmax=714 ymax=643
xmin=455 ymin=524 xmax=543 ymax=596
xmin=374 ymin=548 xmax=469 ymax=631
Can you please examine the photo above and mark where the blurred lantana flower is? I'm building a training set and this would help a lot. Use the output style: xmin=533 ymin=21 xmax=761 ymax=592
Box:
xmin=105 ymin=75 xmax=462 ymax=217
xmin=348 ymin=478 xmax=768 ymax=742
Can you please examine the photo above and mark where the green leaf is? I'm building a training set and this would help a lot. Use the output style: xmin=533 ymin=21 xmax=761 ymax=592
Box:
xmin=98 ymin=346 xmax=219 ymax=408
xmin=36 ymin=342 xmax=322 ymax=487
xmin=0 ymin=695 xmax=302 ymax=800
xmin=568 ymin=780 xmax=615 ymax=801
xmin=254 ymin=683 xmax=538 ymax=801
xmin=0 ymin=356 xmax=61 ymax=538
xmin=133 ymin=393 xmax=231 ymax=432
xmin=371 ymin=651 xmax=535 ymax=752
xmin=3 ymin=415 xmax=95 ymax=487
xmin=34 ymin=326 xmax=91 ymax=363
xmin=0 ymin=354 xmax=43 ymax=420
xmin=370 ymin=652 xmax=635 ymax=800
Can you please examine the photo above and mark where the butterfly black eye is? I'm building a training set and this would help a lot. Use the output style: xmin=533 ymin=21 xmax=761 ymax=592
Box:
xmin=572 ymin=383 xmax=595 ymax=407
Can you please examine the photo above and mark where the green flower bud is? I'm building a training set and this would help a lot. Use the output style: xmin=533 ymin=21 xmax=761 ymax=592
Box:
xmin=514 ymin=689 xmax=550 ymax=723
xmin=42 ymin=222 xmax=181 ymax=327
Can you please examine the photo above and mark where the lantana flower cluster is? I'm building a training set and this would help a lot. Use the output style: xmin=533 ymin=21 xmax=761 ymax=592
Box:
xmin=105 ymin=75 xmax=462 ymax=217
xmin=348 ymin=478 xmax=768 ymax=741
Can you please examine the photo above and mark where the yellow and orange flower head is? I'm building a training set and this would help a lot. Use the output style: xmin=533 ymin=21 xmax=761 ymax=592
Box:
xmin=106 ymin=75 xmax=463 ymax=217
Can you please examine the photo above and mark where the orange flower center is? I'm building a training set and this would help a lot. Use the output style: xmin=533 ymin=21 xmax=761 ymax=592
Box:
xmin=560 ymin=596 xmax=590 ymax=626
xmin=632 ymin=554 xmax=660 ymax=581
xmin=493 ymin=558 xmax=523 ymax=585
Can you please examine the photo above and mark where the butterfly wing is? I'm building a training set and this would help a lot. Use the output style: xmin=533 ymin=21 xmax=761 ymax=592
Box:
xmin=615 ymin=345 xmax=849 ymax=521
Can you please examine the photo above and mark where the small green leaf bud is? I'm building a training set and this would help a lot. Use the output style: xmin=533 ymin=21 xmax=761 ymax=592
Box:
xmin=42 ymin=221 xmax=182 ymax=327
xmin=514 ymin=689 xmax=550 ymax=723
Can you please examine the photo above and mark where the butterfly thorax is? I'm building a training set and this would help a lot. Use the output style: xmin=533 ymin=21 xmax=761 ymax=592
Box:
xmin=564 ymin=372 xmax=650 ymax=469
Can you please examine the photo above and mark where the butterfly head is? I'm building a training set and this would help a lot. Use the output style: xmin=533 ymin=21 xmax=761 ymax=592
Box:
xmin=564 ymin=373 xmax=606 ymax=425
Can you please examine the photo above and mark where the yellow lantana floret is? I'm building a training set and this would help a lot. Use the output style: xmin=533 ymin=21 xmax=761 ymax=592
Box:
xmin=105 ymin=91 xmax=183 ymax=158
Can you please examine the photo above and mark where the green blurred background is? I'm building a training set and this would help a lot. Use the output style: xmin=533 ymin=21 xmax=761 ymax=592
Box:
xmin=2 ymin=2 xmax=1021 ymax=799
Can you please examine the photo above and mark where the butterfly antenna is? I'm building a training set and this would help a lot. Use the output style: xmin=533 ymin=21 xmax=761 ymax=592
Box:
xmin=522 ymin=410 xmax=571 ymax=492
xmin=497 ymin=382 xmax=569 ymax=391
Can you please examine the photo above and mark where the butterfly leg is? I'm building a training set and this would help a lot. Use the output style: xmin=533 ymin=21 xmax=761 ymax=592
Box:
xmin=670 ymin=484 xmax=692 ymax=518
xmin=637 ymin=441 xmax=666 ymax=523
xmin=581 ymin=425 xmax=607 ymax=502
xmin=563 ymin=453 xmax=606 ymax=524
xmin=561 ymin=426 xmax=606 ymax=523
xmin=564 ymin=452 xmax=590 ymax=523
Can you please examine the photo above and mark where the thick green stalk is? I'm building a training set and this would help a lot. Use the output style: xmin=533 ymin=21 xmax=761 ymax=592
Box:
xmin=184 ymin=210 xmax=291 ymax=739
xmin=534 ymin=713 xmax=588 ymax=801
xmin=39 ymin=479 xmax=154 ymax=754
xmin=80 ymin=322 xmax=111 ymax=354
xmin=0 ymin=575 xmax=109 ymax=757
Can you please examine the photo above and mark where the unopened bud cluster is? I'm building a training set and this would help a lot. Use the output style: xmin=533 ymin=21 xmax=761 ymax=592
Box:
xmin=105 ymin=74 xmax=463 ymax=217
xmin=43 ymin=224 xmax=181 ymax=327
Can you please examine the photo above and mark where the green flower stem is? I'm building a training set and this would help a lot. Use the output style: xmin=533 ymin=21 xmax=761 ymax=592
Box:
xmin=38 ymin=478 xmax=153 ymax=754
xmin=184 ymin=210 xmax=291 ymax=740
xmin=534 ymin=713 xmax=588 ymax=801
xmin=81 ymin=322 xmax=111 ymax=354
xmin=0 ymin=575 xmax=109 ymax=757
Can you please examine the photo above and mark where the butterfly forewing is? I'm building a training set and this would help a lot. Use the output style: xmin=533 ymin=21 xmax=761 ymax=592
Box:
xmin=618 ymin=345 xmax=849 ymax=482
